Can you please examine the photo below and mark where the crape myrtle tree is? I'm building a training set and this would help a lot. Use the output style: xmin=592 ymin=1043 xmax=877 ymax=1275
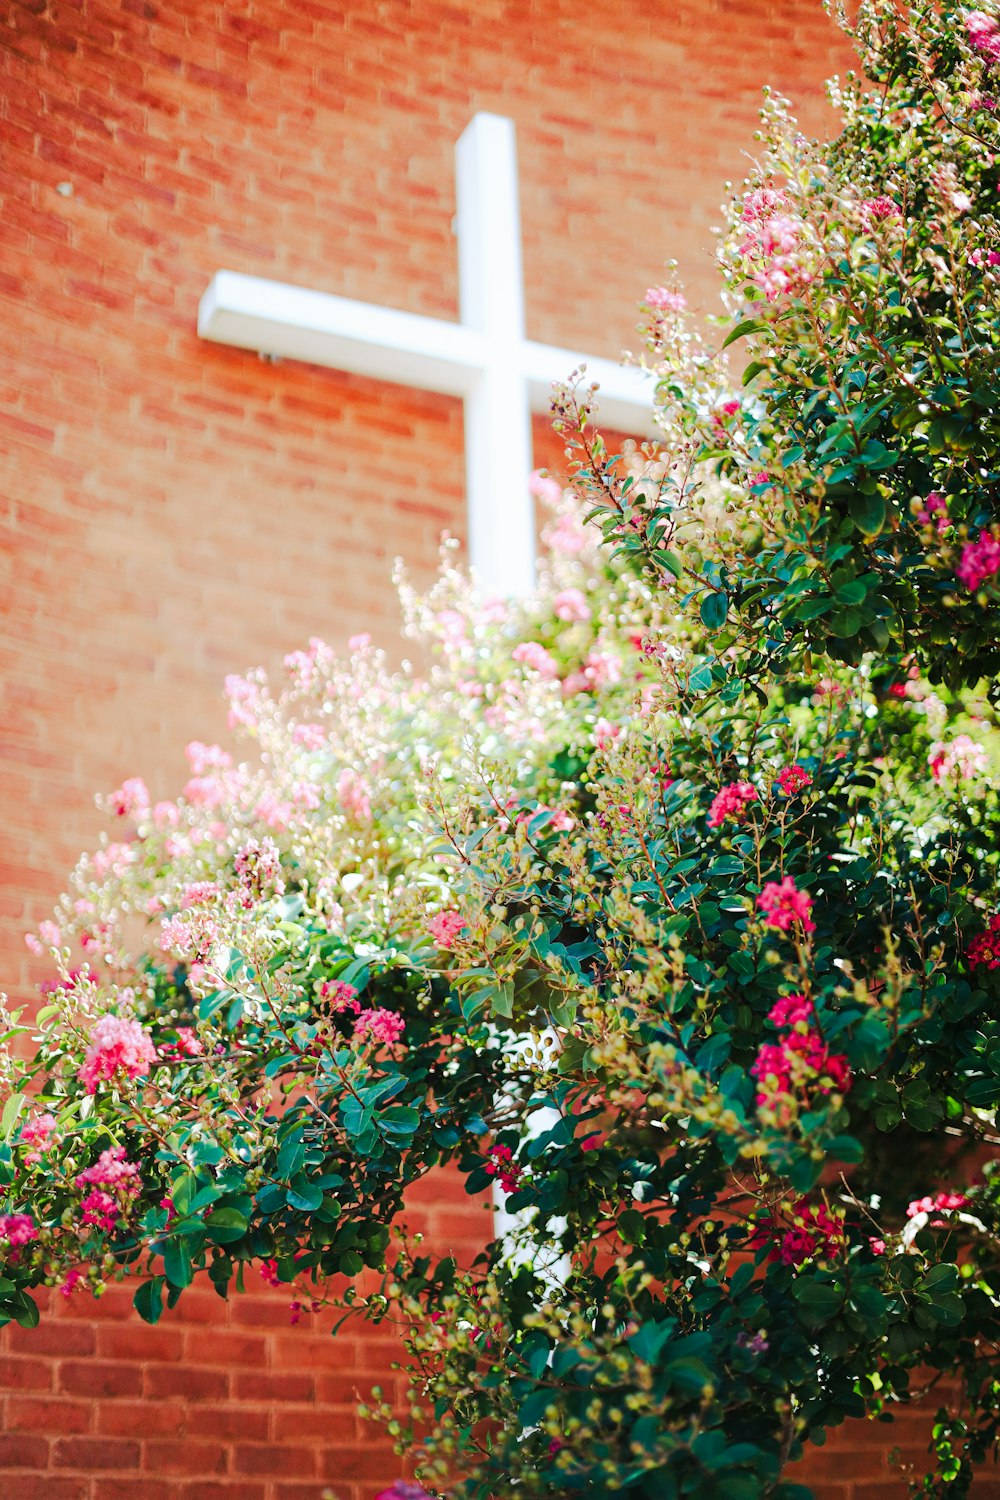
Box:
xmin=3 ymin=1 xmax=1000 ymax=1495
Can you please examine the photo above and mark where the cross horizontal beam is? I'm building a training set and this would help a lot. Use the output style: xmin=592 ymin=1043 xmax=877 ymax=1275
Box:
xmin=198 ymin=271 xmax=655 ymax=435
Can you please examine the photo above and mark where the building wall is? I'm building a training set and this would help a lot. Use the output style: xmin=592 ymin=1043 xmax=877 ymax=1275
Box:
xmin=0 ymin=1 xmax=924 ymax=1496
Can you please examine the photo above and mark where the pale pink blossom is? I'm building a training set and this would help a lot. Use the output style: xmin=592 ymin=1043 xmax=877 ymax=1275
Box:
xmin=234 ymin=835 xmax=285 ymax=905
xmin=185 ymin=741 xmax=232 ymax=776
xmin=427 ymin=910 xmax=466 ymax=947
xmin=336 ymin=767 xmax=372 ymax=822
xmin=512 ymin=641 xmax=559 ymax=680
xmin=108 ymin=777 xmax=149 ymax=821
xmin=553 ymin=587 xmax=591 ymax=622
xmin=645 ymin=286 xmax=687 ymax=313
xmin=18 ymin=1112 xmax=57 ymax=1167
xmin=353 ymin=1007 xmax=405 ymax=1047
xmin=528 ymin=469 xmax=563 ymax=507
xmin=152 ymin=801 xmax=180 ymax=830
xmin=79 ymin=1015 xmax=158 ymax=1094
xmin=592 ymin=717 xmax=621 ymax=751
xmin=928 ymin=734 xmax=988 ymax=783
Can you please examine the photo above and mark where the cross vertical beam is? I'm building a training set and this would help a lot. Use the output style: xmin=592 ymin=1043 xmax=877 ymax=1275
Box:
xmin=455 ymin=114 xmax=536 ymax=597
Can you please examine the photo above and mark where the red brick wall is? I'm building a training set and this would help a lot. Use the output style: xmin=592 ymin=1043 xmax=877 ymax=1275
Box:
xmin=0 ymin=1 xmax=928 ymax=1496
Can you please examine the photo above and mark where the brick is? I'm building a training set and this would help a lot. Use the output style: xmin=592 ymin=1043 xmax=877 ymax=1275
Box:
xmin=59 ymin=1361 xmax=143 ymax=1399
xmin=53 ymin=1437 xmax=140 ymax=1470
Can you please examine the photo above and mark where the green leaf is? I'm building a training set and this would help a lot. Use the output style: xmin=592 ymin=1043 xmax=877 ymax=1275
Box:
xmin=700 ymin=591 xmax=729 ymax=631
xmin=204 ymin=1207 xmax=249 ymax=1244
xmin=848 ymin=491 xmax=886 ymax=536
xmin=723 ymin=318 xmax=769 ymax=349
xmin=163 ymin=1239 xmax=194 ymax=1289
xmin=134 ymin=1278 xmax=165 ymax=1325
xmin=10 ymin=1290 xmax=39 ymax=1329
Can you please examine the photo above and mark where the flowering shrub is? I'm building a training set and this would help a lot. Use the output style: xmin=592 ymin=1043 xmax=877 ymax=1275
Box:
xmin=4 ymin=3 xmax=1000 ymax=1498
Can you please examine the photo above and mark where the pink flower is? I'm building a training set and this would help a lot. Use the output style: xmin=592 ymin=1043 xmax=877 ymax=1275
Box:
xmin=427 ymin=910 xmax=466 ymax=947
xmin=775 ymin=764 xmax=812 ymax=796
xmin=767 ymin=994 xmax=814 ymax=1028
xmin=592 ymin=717 xmax=621 ymax=751
xmin=858 ymin=196 xmax=901 ymax=227
xmin=375 ymin=1485 xmax=434 ymax=1500
xmin=583 ymin=650 xmax=622 ymax=689
xmin=528 ymin=469 xmax=563 ymax=507
xmin=752 ymin=1022 xmax=851 ymax=1111
xmin=260 ymin=1258 xmax=280 ymax=1287
xmin=159 ymin=909 xmax=222 ymax=962
xmin=78 ymin=1015 xmax=158 ymax=1094
xmin=757 ymin=878 xmax=815 ymax=934
xmin=159 ymin=1027 xmax=204 ymax=1060
xmin=906 ymin=1191 xmax=969 ymax=1225
xmin=645 ymin=286 xmax=687 ymax=312
xmin=79 ymin=1189 xmax=118 ymax=1232
xmin=928 ymin=734 xmax=988 ymax=783
xmin=869 ymin=1238 xmax=887 ymax=1257
xmin=968 ymin=10 xmax=1000 ymax=61
xmin=708 ymin=780 xmax=757 ymax=828
xmin=0 ymin=1213 xmax=38 ymax=1252
xmin=485 ymin=1143 xmax=523 ymax=1194
xmin=741 ymin=186 xmax=789 ymax=221
xmin=968 ymin=912 xmax=1000 ymax=970
xmin=348 ymin=632 xmax=372 ymax=651
xmin=108 ymin=777 xmax=149 ymax=821
xmin=185 ymin=741 xmax=232 ymax=776
xmin=917 ymin=491 xmax=949 ymax=533
xmin=18 ymin=1112 xmax=57 ymax=1167
xmin=336 ymin=767 xmax=373 ymax=822
xmin=752 ymin=1202 xmax=845 ymax=1267
xmin=749 ymin=470 xmax=771 ymax=486
xmin=319 ymin=980 xmax=361 ymax=1013
xmin=60 ymin=1267 xmax=87 ymax=1298
xmin=234 ymin=835 xmax=285 ymax=906
xmin=957 ymin=530 xmax=1000 ymax=591
xmin=553 ymin=587 xmax=591 ymax=623
xmin=353 ymin=1007 xmax=405 ymax=1047
xmin=512 ymin=641 xmax=559 ymax=680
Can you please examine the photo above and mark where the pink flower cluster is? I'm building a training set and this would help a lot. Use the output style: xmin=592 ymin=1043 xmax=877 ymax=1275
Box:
xmin=75 ymin=1147 xmax=141 ymax=1234
xmin=234 ymin=835 xmax=285 ymax=907
xmin=512 ymin=641 xmax=559 ymax=680
xmin=553 ymin=587 xmax=591 ymax=623
xmin=645 ymin=286 xmax=687 ymax=313
xmin=968 ymin=912 xmax=1000 ymax=970
xmin=707 ymin=780 xmax=757 ymax=828
xmin=353 ymin=1007 xmax=405 ymax=1047
xmin=739 ymin=187 xmax=814 ymax=302
xmin=751 ymin=994 xmax=851 ymax=1112
xmin=858 ymin=195 xmax=901 ymax=227
xmin=969 ymin=246 xmax=1000 ymax=268
xmin=906 ymin=1191 xmax=969 ymax=1224
xmin=528 ymin=469 xmax=563 ymax=507
xmin=18 ymin=1112 xmax=57 ymax=1167
xmin=108 ymin=776 xmax=150 ymax=821
xmin=775 ymin=763 xmax=812 ymax=796
xmin=771 ymin=1202 xmax=845 ymax=1267
xmin=956 ymin=530 xmax=1000 ymax=591
xmin=318 ymin=980 xmax=360 ymax=1013
xmin=336 ymin=767 xmax=373 ymax=822
xmin=24 ymin=919 xmax=62 ymax=956
xmin=968 ymin=10 xmax=1000 ymax=63
xmin=79 ymin=1015 xmax=158 ymax=1094
xmin=917 ymin=491 xmax=949 ymax=534
xmin=757 ymin=877 xmax=815 ymax=934
xmin=0 ymin=1213 xmax=38 ymax=1259
xmin=485 ymin=1144 xmax=523 ymax=1195
xmin=158 ymin=1027 xmax=204 ymax=1061
xmin=928 ymin=733 xmax=987 ymax=783
xmin=427 ymin=910 xmax=466 ymax=947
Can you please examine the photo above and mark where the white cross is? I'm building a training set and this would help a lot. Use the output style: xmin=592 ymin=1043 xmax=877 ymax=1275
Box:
xmin=197 ymin=112 xmax=654 ymax=596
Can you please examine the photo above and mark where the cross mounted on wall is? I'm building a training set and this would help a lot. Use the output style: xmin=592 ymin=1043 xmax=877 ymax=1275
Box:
xmin=197 ymin=112 xmax=654 ymax=597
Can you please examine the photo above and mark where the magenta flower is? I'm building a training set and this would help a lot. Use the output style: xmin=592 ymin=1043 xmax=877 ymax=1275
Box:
xmin=707 ymin=780 xmax=758 ymax=828
xmin=956 ymin=530 xmax=1000 ymax=591
xmin=757 ymin=878 xmax=815 ymax=934
xmin=427 ymin=910 xmax=466 ymax=947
